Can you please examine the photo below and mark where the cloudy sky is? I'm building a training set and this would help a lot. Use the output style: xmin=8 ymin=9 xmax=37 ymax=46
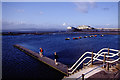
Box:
xmin=2 ymin=2 xmax=118 ymax=31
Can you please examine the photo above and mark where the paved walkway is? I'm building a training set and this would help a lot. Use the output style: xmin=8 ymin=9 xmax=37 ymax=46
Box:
xmin=65 ymin=65 xmax=104 ymax=79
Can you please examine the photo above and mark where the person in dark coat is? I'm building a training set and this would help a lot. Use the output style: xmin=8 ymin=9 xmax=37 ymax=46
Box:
xmin=54 ymin=52 xmax=58 ymax=65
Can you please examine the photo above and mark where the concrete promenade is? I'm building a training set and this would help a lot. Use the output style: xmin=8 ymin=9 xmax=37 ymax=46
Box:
xmin=14 ymin=44 xmax=68 ymax=75
xmin=65 ymin=65 xmax=104 ymax=79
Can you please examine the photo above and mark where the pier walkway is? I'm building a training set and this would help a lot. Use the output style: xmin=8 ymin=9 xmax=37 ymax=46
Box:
xmin=14 ymin=44 xmax=68 ymax=75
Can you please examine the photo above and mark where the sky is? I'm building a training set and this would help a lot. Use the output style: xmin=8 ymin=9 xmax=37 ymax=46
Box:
xmin=2 ymin=2 xmax=118 ymax=31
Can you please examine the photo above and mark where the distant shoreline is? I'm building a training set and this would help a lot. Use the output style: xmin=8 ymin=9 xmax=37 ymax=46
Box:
xmin=1 ymin=31 xmax=120 ymax=36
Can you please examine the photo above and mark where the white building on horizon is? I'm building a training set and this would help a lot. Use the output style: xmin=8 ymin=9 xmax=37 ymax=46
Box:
xmin=67 ymin=26 xmax=76 ymax=31
xmin=67 ymin=25 xmax=96 ymax=31
xmin=77 ymin=25 xmax=92 ymax=29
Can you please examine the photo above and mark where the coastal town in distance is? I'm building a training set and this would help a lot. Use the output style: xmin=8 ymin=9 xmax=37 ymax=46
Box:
xmin=2 ymin=25 xmax=120 ymax=35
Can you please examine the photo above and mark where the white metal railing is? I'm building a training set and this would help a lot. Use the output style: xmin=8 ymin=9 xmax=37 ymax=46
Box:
xmin=68 ymin=48 xmax=108 ymax=71
xmin=68 ymin=52 xmax=92 ymax=70
xmin=69 ymin=57 xmax=91 ymax=74
xmin=68 ymin=48 xmax=120 ymax=74
xmin=85 ymin=48 xmax=119 ymax=66
xmin=85 ymin=48 xmax=108 ymax=66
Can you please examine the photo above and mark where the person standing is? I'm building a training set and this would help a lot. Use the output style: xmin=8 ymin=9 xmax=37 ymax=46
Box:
xmin=39 ymin=48 xmax=43 ymax=57
xmin=54 ymin=52 xmax=59 ymax=65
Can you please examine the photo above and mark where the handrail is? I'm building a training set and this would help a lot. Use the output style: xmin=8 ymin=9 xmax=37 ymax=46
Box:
xmin=85 ymin=48 xmax=120 ymax=66
xmin=68 ymin=49 xmax=118 ymax=70
xmin=79 ymin=48 xmax=108 ymax=68
xmin=93 ymin=57 xmax=120 ymax=63
xmin=68 ymin=48 xmax=120 ymax=74
xmin=69 ymin=57 xmax=120 ymax=74
xmin=86 ymin=52 xmax=120 ymax=66
xmin=92 ymin=52 xmax=119 ymax=57
xmin=68 ymin=52 xmax=92 ymax=70
xmin=68 ymin=48 xmax=109 ymax=70
xmin=68 ymin=57 xmax=91 ymax=74
xmin=85 ymin=48 xmax=110 ymax=66
xmin=85 ymin=48 xmax=108 ymax=66
xmin=69 ymin=49 xmax=119 ymax=70
xmin=109 ymin=49 xmax=119 ymax=52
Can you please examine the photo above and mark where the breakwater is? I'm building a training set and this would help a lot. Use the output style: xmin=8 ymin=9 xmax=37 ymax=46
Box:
xmin=14 ymin=44 xmax=68 ymax=75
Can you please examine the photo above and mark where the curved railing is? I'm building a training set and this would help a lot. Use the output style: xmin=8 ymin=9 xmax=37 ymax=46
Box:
xmin=68 ymin=48 xmax=120 ymax=74
xmin=69 ymin=57 xmax=91 ymax=74
xmin=68 ymin=52 xmax=92 ymax=70
xmin=85 ymin=48 xmax=119 ymax=66
xmin=85 ymin=48 xmax=109 ymax=66
xmin=68 ymin=48 xmax=108 ymax=71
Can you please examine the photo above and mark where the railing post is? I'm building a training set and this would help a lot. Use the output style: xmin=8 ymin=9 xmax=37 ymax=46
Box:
xmin=107 ymin=48 xmax=109 ymax=60
xmin=103 ymin=53 xmax=106 ymax=68
xmin=83 ymin=63 xmax=85 ymax=68
xmin=107 ymin=63 xmax=109 ymax=71
xmin=82 ymin=74 xmax=84 ymax=80
xmin=118 ymin=50 xmax=120 ymax=57
xmin=91 ymin=51 xmax=93 ymax=66
xmin=107 ymin=48 xmax=109 ymax=71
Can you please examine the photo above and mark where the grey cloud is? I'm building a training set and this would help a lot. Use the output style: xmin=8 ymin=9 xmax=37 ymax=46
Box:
xmin=74 ymin=2 xmax=96 ymax=13
xmin=75 ymin=2 xmax=89 ymax=13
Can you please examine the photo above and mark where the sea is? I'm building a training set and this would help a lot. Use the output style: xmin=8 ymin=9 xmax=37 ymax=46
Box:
xmin=2 ymin=32 xmax=120 ymax=79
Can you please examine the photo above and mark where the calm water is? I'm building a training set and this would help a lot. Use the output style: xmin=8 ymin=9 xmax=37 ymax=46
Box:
xmin=2 ymin=33 xmax=120 ymax=79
